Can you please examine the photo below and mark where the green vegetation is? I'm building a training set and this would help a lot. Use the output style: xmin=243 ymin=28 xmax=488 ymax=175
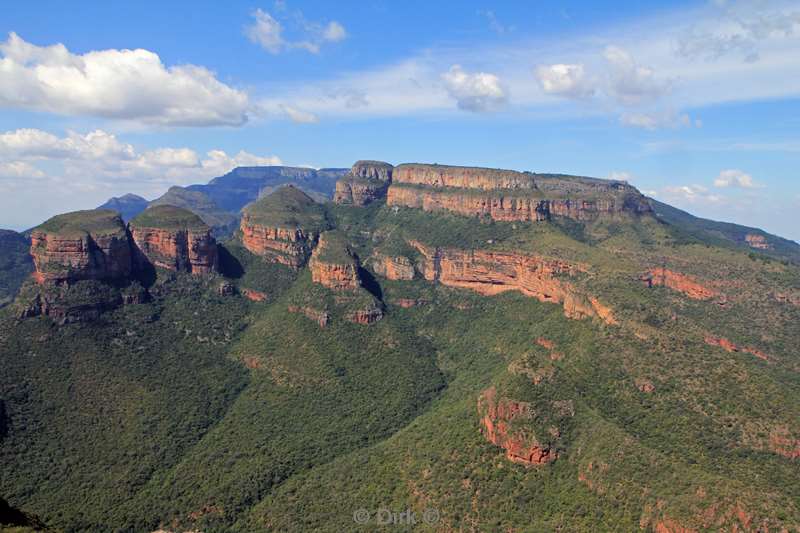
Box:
xmin=242 ymin=186 xmax=330 ymax=233
xmin=130 ymin=205 xmax=208 ymax=231
xmin=0 ymin=231 xmax=32 ymax=307
xmin=313 ymin=230 xmax=356 ymax=265
xmin=1 ymin=192 xmax=799 ymax=531
xmin=33 ymin=209 xmax=125 ymax=238
xmin=148 ymin=186 xmax=239 ymax=235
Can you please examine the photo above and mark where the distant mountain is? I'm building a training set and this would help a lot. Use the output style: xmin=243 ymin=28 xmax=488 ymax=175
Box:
xmin=650 ymin=198 xmax=800 ymax=263
xmin=97 ymin=193 xmax=149 ymax=221
xmin=148 ymin=186 xmax=239 ymax=236
xmin=0 ymin=230 xmax=33 ymax=307
xmin=185 ymin=166 xmax=348 ymax=212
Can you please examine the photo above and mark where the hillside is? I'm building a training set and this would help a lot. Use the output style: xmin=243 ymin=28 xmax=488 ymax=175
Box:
xmin=97 ymin=194 xmax=149 ymax=221
xmin=1 ymin=161 xmax=798 ymax=532
xmin=0 ymin=231 xmax=32 ymax=308
xmin=148 ymin=187 xmax=239 ymax=236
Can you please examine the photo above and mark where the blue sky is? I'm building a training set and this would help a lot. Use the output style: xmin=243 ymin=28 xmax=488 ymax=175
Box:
xmin=0 ymin=0 xmax=798 ymax=241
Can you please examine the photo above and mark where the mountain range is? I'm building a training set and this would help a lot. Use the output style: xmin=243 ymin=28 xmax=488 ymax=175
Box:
xmin=0 ymin=160 xmax=798 ymax=532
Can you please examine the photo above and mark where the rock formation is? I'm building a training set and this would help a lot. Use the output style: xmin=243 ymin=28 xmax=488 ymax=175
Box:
xmin=30 ymin=209 xmax=132 ymax=284
xmin=240 ymin=186 xmax=328 ymax=268
xmin=333 ymin=160 xmax=394 ymax=206
xmin=408 ymin=240 xmax=615 ymax=324
xmin=130 ymin=206 xmax=218 ymax=274
xmin=288 ymin=305 xmax=330 ymax=327
xmin=385 ymin=163 xmax=651 ymax=222
xmin=745 ymin=234 xmax=772 ymax=250
xmin=641 ymin=268 xmax=717 ymax=300
xmin=478 ymin=386 xmax=558 ymax=465
xmin=309 ymin=231 xmax=361 ymax=290
xmin=370 ymin=253 xmax=415 ymax=280
xmin=704 ymin=335 xmax=770 ymax=361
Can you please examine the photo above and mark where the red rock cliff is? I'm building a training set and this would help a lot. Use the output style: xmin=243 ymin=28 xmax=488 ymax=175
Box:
xmin=30 ymin=210 xmax=132 ymax=284
xmin=130 ymin=227 xmax=217 ymax=274
xmin=309 ymin=232 xmax=361 ymax=290
xmin=240 ymin=217 xmax=317 ymax=268
xmin=478 ymin=387 xmax=558 ymax=465
xmin=408 ymin=240 xmax=615 ymax=324
xmin=333 ymin=160 xmax=394 ymax=206
xmin=641 ymin=268 xmax=717 ymax=300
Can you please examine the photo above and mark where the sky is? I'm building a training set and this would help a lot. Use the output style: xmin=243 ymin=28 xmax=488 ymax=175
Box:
xmin=0 ymin=0 xmax=798 ymax=241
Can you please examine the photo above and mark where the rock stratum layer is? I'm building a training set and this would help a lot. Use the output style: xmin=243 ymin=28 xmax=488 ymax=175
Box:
xmin=240 ymin=186 xmax=328 ymax=268
xmin=478 ymin=387 xmax=558 ymax=465
xmin=333 ymin=161 xmax=394 ymax=206
xmin=309 ymin=232 xmax=361 ymax=290
xmin=386 ymin=163 xmax=651 ymax=222
xmin=408 ymin=240 xmax=615 ymax=324
xmin=30 ymin=210 xmax=132 ymax=284
xmin=641 ymin=268 xmax=717 ymax=300
xmin=130 ymin=206 xmax=218 ymax=274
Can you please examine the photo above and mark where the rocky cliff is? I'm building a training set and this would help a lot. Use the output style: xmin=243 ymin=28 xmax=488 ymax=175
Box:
xmin=370 ymin=253 xmax=415 ymax=280
xmin=385 ymin=163 xmax=651 ymax=222
xmin=333 ymin=160 xmax=394 ymax=206
xmin=478 ymin=387 xmax=558 ymax=466
xmin=30 ymin=209 xmax=133 ymax=284
xmin=240 ymin=186 xmax=328 ymax=268
xmin=130 ymin=206 xmax=218 ymax=274
xmin=641 ymin=268 xmax=717 ymax=300
xmin=406 ymin=240 xmax=615 ymax=324
xmin=309 ymin=231 xmax=361 ymax=290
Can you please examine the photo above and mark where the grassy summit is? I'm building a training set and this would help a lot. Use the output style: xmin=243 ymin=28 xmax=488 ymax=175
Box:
xmin=130 ymin=205 xmax=209 ymax=231
xmin=34 ymin=209 xmax=126 ymax=238
xmin=242 ymin=185 xmax=329 ymax=233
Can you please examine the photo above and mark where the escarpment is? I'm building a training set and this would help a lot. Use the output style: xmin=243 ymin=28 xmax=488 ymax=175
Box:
xmin=130 ymin=206 xmax=218 ymax=274
xmin=478 ymin=387 xmax=559 ymax=465
xmin=240 ymin=186 xmax=329 ymax=268
xmin=407 ymin=240 xmax=615 ymax=324
xmin=385 ymin=163 xmax=651 ymax=222
xmin=641 ymin=268 xmax=717 ymax=300
xmin=30 ymin=209 xmax=133 ymax=284
xmin=333 ymin=160 xmax=394 ymax=206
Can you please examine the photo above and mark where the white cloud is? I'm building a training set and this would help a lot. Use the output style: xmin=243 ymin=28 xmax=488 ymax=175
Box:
xmin=0 ymin=127 xmax=281 ymax=184
xmin=479 ymin=10 xmax=513 ymax=35
xmin=604 ymin=46 xmax=671 ymax=105
xmin=245 ymin=9 xmax=284 ymax=54
xmin=713 ymin=168 xmax=759 ymax=188
xmin=280 ymin=104 xmax=319 ymax=124
xmin=244 ymin=6 xmax=346 ymax=55
xmin=607 ymin=171 xmax=633 ymax=182
xmin=619 ymin=110 xmax=699 ymax=130
xmin=661 ymin=184 xmax=724 ymax=204
xmin=0 ymin=161 xmax=45 ymax=179
xmin=535 ymin=63 xmax=594 ymax=99
xmin=0 ymin=32 xmax=249 ymax=127
xmin=441 ymin=65 xmax=506 ymax=112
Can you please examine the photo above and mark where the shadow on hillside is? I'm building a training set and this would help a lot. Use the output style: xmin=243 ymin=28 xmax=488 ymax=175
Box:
xmin=359 ymin=267 xmax=383 ymax=301
xmin=218 ymin=245 xmax=244 ymax=279
xmin=0 ymin=400 xmax=7 ymax=441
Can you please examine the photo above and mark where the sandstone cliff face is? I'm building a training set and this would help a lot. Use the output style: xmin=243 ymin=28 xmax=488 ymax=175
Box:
xmin=30 ymin=210 xmax=132 ymax=285
xmin=130 ymin=227 xmax=218 ymax=274
xmin=408 ymin=240 xmax=615 ymax=324
xmin=309 ymin=232 xmax=361 ymax=290
xmin=370 ymin=253 xmax=415 ymax=280
xmin=386 ymin=163 xmax=651 ymax=222
xmin=478 ymin=387 xmax=558 ymax=466
xmin=333 ymin=160 xmax=394 ymax=206
xmin=745 ymin=234 xmax=772 ymax=250
xmin=240 ymin=217 xmax=317 ymax=268
xmin=704 ymin=335 xmax=770 ymax=361
xmin=641 ymin=268 xmax=717 ymax=300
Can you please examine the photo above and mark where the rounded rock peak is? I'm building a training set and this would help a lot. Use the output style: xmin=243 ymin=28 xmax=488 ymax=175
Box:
xmin=33 ymin=209 xmax=126 ymax=238
xmin=350 ymin=160 xmax=394 ymax=182
xmin=130 ymin=205 xmax=208 ymax=231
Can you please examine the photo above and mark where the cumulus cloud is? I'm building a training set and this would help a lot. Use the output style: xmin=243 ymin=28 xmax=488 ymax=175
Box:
xmin=535 ymin=63 xmax=594 ymax=99
xmin=661 ymin=184 xmax=723 ymax=204
xmin=713 ymin=169 xmax=759 ymax=188
xmin=0 ymin=127 xmax=281 ymax=184
xmin=604 ymin=46 xmax=670 ymax=105
xmin=0 ymin=32 xmax=250 ymax=127
xmin=245 ymin=6 xmax=346 ymax=54
xmin=607 ymin=171 xmax=633 ymax=182
xmin=441 ymin=65 xmax=506 ymax=112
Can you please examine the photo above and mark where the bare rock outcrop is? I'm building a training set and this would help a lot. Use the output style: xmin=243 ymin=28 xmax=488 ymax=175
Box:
xmin=641 ymin=268 xmax=717 ymax=300
xmin=333 ymin=160 xmax=394 ymax=206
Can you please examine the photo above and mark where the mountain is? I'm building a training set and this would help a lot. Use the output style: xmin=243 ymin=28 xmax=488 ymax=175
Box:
xmin=97 ymin=193 xmax=149 ymax=221
xmin=2 ymin=160 xmax=799 ymax=532
xmin=148 ymin=186 xmax=239 ymax=236
xmin=186 ymin=166 xmax=348 ymax=212
xmin=0 ymin=230 xmax=33 ymax=307
xmin=650 ymin=198 xmax=800 ymax=264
